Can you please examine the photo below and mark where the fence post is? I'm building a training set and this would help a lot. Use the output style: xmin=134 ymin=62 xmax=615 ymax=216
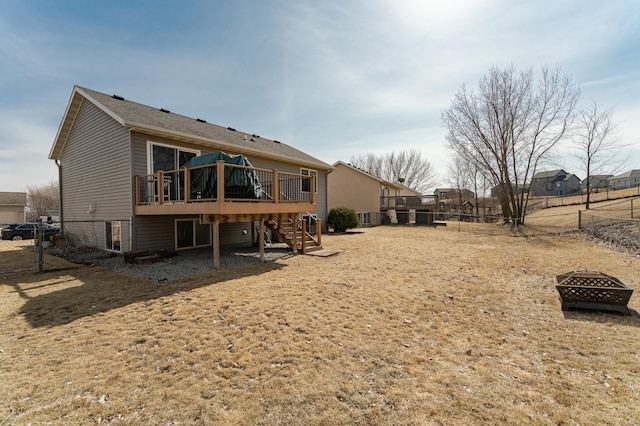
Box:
xmin=578 ymin=210 xmax=582 ymax=230
xmin=37 ymin=218 xmax=44 ymax=272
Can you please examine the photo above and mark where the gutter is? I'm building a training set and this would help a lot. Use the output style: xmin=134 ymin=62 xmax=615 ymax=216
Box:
xmin=55 ymin=160 xmax=64 ymax=234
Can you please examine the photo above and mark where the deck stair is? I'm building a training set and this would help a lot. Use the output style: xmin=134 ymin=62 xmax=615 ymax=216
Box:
xmin=267 ymin=217 xmax=322 ymax=254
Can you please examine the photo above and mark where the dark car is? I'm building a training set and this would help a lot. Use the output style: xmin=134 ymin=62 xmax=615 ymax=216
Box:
xmin=1 ymin=223 xmax=60 ymax=241
xmin=1 ymin=224 xmax=20 ymax=234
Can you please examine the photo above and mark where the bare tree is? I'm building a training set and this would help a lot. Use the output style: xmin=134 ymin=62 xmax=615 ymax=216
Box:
xmin=447 ymin=156 xmax=472 ymax=216
xmin=442 ymin=65 xmax=580 ymax=226
xmin=26 ymin=181 xmax=59 ymax=221
xmin=350 ymin=149 xmax=438 ymax=193
xmin=572 ymin=101 xmax=624 ymax=209
xmin=447 ymin=155 xmax=484 ymax=221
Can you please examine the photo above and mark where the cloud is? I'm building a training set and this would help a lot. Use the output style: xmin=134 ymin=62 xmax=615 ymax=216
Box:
xmin=0 ymin=0 xmax=638 ymax=192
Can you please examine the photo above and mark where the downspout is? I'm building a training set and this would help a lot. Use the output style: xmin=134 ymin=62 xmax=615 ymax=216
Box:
xmin=55 ymin=160 xmax=64 ymax=234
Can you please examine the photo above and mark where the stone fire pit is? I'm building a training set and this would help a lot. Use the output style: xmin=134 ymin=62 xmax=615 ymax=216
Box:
xmin=555 ymin=270 xmax=634 ymax=315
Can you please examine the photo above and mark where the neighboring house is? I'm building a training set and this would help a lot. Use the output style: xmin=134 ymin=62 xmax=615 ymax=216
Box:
xmin=609 ymin=170 xmax=640 ymax=190
xmin=48 ymin=86 xmax=331 ymax=267
xmin=327 ymin=161 xmax=436 ymax=226
xmin=0 ymin=192 xmax=27 ymax=224
xmin=581 ymin=175 xmax=613 ymax=191
xmin=490 ymin=183 xmax=528 ymax=200
xmin=396 ymin=184 xmax=421 ymax=197
xmin=328 ymin=161 xmax=401 ymax=226
xmin=434 ymin=188 xmax=475 ymax=201
xmin=530 ymin=169 xmax=581 ymax=196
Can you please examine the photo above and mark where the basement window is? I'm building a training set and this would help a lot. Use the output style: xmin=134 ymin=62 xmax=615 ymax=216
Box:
xmin=105 ymin=221 xmax=121 ymax=252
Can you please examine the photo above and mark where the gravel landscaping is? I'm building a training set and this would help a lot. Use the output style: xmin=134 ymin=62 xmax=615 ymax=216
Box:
xmin=44 ymin=218 xmax=640 ymax=283
xmin=47 ymin=243 xmax=295 ymax=282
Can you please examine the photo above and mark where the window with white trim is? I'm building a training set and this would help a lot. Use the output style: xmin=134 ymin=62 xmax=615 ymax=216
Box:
xmin=147 ymin=142 xmax=200 ymax=174
xmin=105 ymin=221 xmax=121 ymax=252
xmin=301 ymin=168 xmax=318 ymax=193
xmin=147 ymin=142 xmax=200 ymax=201
xmin=176 ymin=219 xmax=211 ymax=250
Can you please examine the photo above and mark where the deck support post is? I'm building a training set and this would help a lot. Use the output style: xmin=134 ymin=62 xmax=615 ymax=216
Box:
xmin=259 ymin=220 xmax=265 ymax=262
xmin=316 ymin=218 xmax=322 ymax=246
xmin=251 ymin=221 xmax=256 ymax=246
xmin=212 ymin=219 xmax=220 ymax=270
xmin=301 ymin=220 xmax=307 ymax=254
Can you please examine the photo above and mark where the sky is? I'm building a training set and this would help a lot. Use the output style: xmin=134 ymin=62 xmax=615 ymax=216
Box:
xmin=1 ymin=0 xmax=639 ymax=192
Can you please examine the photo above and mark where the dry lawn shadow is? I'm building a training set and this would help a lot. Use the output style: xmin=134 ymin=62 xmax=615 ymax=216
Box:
xmin=3 ymin=224 xmax=640 ymax=424
xmin=5 ymin=261 xmax=284 ymax=328
xmin=562 ymin=308 xmax=640 ymax=326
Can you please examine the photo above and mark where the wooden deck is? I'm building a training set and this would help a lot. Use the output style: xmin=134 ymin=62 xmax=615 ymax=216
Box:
xmin=135 ymin=160 xmax=316 ymax=218
xmin=134 ymin=161 xmax=322 ymax=268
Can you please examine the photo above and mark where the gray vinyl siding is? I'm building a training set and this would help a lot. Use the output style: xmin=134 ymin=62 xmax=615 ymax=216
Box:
xmin=134 ymin=216 xmax=252 ymax=251
xmin=219 ymin=222 xmax=253 ymax=247
xmin=60 ymin=100 xmax=132 ymax=250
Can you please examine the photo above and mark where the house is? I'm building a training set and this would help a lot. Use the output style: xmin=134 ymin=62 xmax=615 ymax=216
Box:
xmin=581 ymin=175 xmax=613 ymax=191
xmin=530 ymin=169 xmax=581 ymax=196
xmin=608 ymin=170 xmax=640 ymax=190
xmin=0 ymin=192 xmax=27 ymax=224
xmin=433 ymin=188 xmax=475 ymax=202
xmin=328 ymin=161 xmax=402 ymax=226
xmin=490 ymin=183 xmax=528 ymax=200
xmin=327 ymin=161 xmax=437 ymax=226
xmin=48 ymin=86 xmax=332 ymax=268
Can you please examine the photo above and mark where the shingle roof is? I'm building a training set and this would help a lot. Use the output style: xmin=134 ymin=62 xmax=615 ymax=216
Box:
xmin=611 ymin=169 xmax=640 ymax=180
xmin=533 ymin=169 xmax=566 ymax=179
xmin=50 ymin=86 xmax=331 ymax=170
xmin=0 ymin=192 xmax=27 ymax=205
xmin=332 ymin=161 xmax=403 ymax=189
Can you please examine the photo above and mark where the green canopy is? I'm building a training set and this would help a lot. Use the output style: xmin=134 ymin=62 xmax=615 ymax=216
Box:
xmin=182 ymin=151 xmax=263 ymax=199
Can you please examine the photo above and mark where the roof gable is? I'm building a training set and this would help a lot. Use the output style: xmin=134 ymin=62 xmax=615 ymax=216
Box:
xmin=533 ymin=169 xmax=566 ymax=179
xmin=0 ymin=192 xmax=27 ymax=205
xmin=49 ymin=86 xmax=331 ymax=170
xmin=611 ymin=169 xmax=640 ymax=180
xmin=332 ymin=161 xmax=402 ymax=189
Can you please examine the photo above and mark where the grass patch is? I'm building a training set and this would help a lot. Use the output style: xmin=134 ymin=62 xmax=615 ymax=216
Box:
xmin=1 ymin=221 xmax=639 ymax=424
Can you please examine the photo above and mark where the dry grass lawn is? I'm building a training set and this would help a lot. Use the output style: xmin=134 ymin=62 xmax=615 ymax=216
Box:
xmin=1 ymin=217 xmax=640 ymax=424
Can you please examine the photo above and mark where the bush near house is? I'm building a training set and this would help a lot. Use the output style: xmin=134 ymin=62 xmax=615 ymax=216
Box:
xmin=328 ymin=206 xmax=359 ymax=232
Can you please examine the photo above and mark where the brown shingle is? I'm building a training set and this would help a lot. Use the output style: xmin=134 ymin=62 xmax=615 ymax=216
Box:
xmin=76 ymin=87 xmax=330 ymax=169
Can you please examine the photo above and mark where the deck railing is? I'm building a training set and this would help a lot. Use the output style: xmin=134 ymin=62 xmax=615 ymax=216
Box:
xmin=380 ymin=195 xmax=438 ymax=210
xmin=136 ymin=161 xmax=315 ymax=206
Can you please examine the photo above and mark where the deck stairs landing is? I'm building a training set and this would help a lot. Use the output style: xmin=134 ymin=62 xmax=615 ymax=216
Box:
xmin=267 ymin=218 xmax=322 ymax=254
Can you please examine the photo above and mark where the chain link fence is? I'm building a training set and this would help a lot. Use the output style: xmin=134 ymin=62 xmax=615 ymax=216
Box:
xmin=0 ymin=220 xmax=51 ymax=274
xmin=578 ymin=199 xmax=640 ymax=249
xmin=1 ymin=219 xmax=133 ymax=275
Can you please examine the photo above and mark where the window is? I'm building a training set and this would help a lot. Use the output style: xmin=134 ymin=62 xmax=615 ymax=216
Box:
xmin=147 ymin=142 xmax=200 ymax=201
xmin=176 ymin=219 xmax=210 ymax=250
xmin=147 ymin=142 xmax=200 ymax=174
xmin=105 ymin=221 xmax=121 ymax=252
xmin=301 ymin=168 xmax=318 ymax=193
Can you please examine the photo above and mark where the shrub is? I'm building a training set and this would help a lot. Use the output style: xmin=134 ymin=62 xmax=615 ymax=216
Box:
xmin=328 ymin=206 xmax=359 ymax=232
